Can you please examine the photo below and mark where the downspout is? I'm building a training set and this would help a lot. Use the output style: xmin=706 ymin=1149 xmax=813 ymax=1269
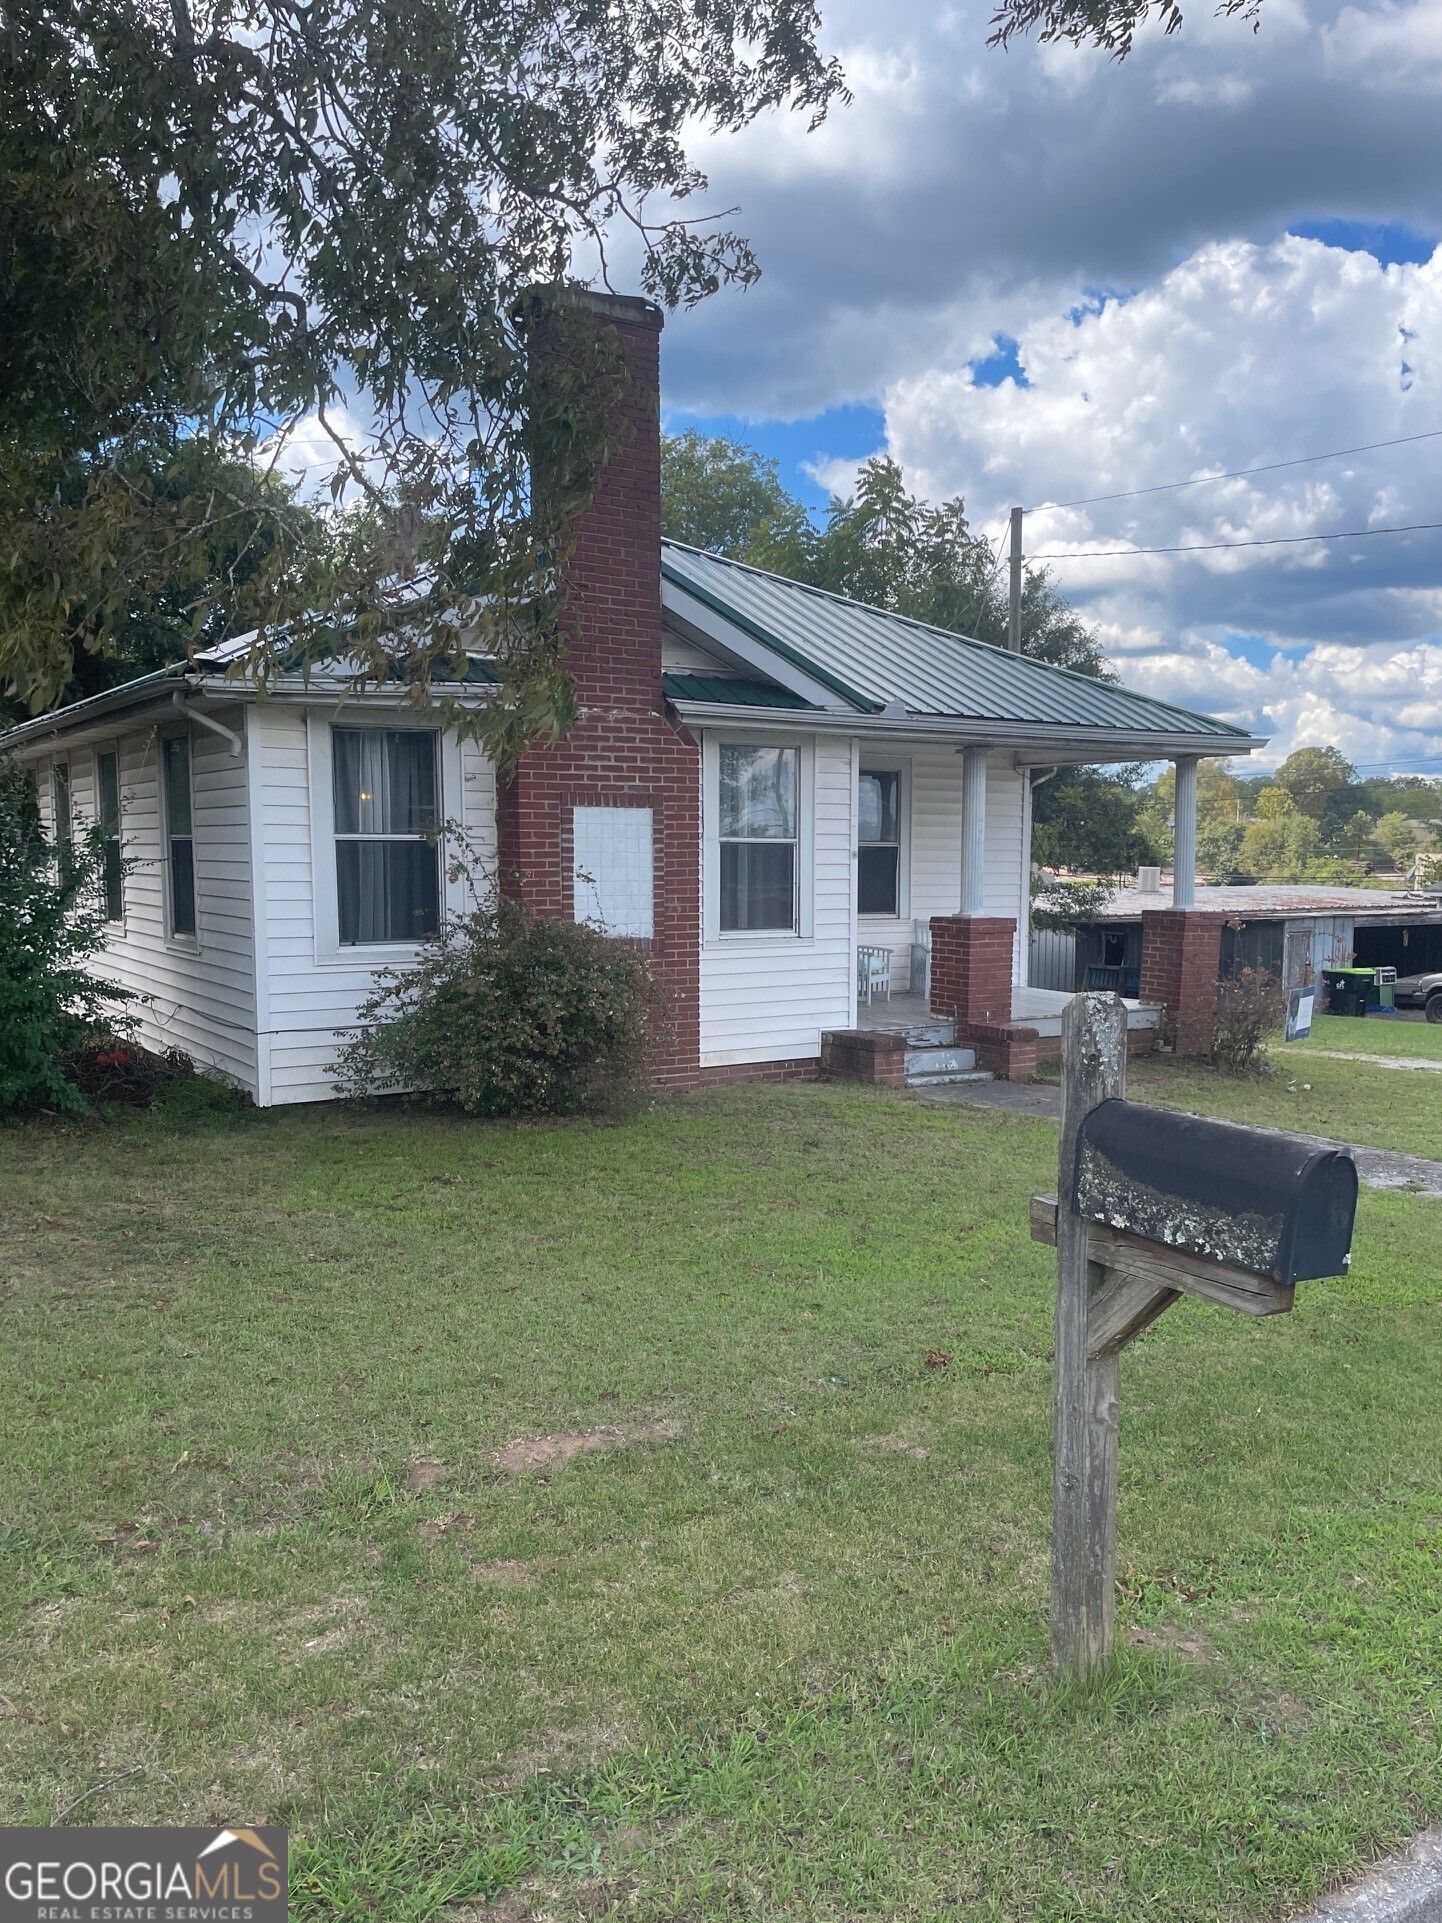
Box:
xmin=172 ymin=690 xmax=243 ymax=755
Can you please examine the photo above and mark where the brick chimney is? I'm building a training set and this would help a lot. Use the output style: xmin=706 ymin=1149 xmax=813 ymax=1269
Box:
xmin=495 ymin=290 xmax=702 ymax=1084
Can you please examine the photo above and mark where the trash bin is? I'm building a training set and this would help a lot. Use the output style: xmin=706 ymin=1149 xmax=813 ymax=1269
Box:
xmin=1323 ymin=967 xmax=1372 ymax=1017
xmin=1374 ymin=967 xmax=1397 ymax=1010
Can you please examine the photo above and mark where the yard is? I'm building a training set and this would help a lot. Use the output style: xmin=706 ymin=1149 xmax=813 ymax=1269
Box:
xmin=3 ymin=1078 xmax=1441 ymax=1922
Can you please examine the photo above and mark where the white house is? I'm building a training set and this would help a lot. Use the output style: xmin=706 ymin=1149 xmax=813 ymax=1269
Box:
xmin=0 ymin=293 xmax=1261 ymax=1099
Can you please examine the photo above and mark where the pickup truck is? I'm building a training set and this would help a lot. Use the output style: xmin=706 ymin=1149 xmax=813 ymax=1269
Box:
xmin=1394 ymin=970 xmax=1442 ymax=1022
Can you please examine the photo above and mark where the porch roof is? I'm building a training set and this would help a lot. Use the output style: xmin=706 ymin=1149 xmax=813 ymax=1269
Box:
xmin=661 ymin=541 xmax=1262 ymax=757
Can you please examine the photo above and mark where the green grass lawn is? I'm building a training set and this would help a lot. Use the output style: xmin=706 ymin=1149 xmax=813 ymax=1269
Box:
xmin=1295 ymin=1013 xmax=1442 ymax=1062
xmin=3 ymin=1086 xmax=1441 ymax=1921
xmin=1119 ymin=1050 xmax=1442 ymax=1159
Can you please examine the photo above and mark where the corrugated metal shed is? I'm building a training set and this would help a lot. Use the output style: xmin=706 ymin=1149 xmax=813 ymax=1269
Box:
xmin=662 ymin=541 xmax=1255 ymax=741
xmin=660 ymin=672 xmax=812 ymax=709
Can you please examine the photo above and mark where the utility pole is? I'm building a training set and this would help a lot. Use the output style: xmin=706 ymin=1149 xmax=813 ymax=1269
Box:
xmin=1008 ymin=506 xmax=1024 ymax=652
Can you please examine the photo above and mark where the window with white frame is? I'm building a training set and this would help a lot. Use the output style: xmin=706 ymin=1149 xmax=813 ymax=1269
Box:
xmin=162 ymin=734 xmax=196 ymax=937
xmin=96 ymin=749 xmax=123 ymax=922
xmin=52 ymin=760 xmax=72 ymax=855
xmin=332 ymin=727 xmax=441 ymax=945
xmin=573 ymin=806 xmax=654 ymax=938
xmin=858 ymin=767 xmax=902 ymax=916
xmin=718 ymin=742 xmax=798 ymax=932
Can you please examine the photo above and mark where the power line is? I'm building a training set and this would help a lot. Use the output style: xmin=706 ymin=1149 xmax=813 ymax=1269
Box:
xmin=1032 ymin=427 xmax=1442 ymax=513
xmin=1029 ymin=518 xmax=1442 ymax=561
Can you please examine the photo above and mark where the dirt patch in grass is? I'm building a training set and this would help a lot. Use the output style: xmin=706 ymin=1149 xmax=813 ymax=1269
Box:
xmin=1127 ymin=1625 xmax=1217 ymax=1661
xmin=286 ymin=1596 xmax=369 ymax=1654
xmin=853 ymin=1427 xmax=931 ymax=1459
xmin=470 ymin=1558 xmax=542 ymax=1587
xmin=417 ymin=1510 xmax=476 ymax=1544
xmin=407 ymin=1459 xmax=447 ymax=1495
xmin=493 ymin=1423 xmax=677 ymax=1475
xmin=498 ymin=1719 xmax=628 ymax=1789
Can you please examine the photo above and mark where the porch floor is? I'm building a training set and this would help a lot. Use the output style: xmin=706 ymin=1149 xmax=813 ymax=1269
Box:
xmin=855 ymin=986 xmax=1162 ymax=1042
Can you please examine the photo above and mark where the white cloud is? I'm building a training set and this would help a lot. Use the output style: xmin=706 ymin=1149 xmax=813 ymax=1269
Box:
xmin=650 ymin=0 xmax=1442 ymax=772
xmin=260 ymin=404 xmax=379 ymax=503
xmin=868 ymin=234 xmax=1442 ymax=770
xmin=1155 ymin=72 xmax=1256 ymax=107
xmin=1323 ymin=0 xmax=1442 ymax=85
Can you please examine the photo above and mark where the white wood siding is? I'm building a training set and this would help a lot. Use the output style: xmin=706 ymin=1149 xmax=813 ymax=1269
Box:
xmin=42 ymin=720 xmax=260 ymax=1090
xmin=256 ymin=705 xmax=497 ymax=1105
xmin=699 ymin=730 xmax=856 ymax=1065
xmin=853 ymin=745 xmax=1029 ymax=990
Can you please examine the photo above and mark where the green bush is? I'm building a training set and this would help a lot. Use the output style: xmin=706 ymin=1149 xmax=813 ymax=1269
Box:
xmin=0 ymin=757 xmax=133 ymax=1113
xmin=333 ymin=894 xmax=661 ymax=1118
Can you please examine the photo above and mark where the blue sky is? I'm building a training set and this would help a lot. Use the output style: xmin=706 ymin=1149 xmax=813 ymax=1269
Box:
xmin=644 ymin=0 xmax=1442 ymax=774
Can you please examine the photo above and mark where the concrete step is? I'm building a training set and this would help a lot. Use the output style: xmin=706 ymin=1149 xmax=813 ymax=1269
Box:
xmin=906 ymin=1069 xmax=995 ymax=1087
xmin=905 ymin=1045 xmax=977 ymax=1076
xmin=904 ymin=1045 xmax=992 ymax=1087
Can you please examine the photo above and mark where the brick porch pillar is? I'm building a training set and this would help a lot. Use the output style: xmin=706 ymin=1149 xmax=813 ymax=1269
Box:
xmin=1140 ymin=909 xmax=1226 ymax=1058
xmin=930 ymin=915 xmax=1037 ymax=1079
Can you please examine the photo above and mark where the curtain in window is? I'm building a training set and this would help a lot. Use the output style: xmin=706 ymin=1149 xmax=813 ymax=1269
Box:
xmin=163 ymin=736 xmax=196 ymax=935
xmin=858 ymin=769 xmax=900 ymax=916
xmin=97 ymin=751 xmax=123 ymax=921
xmin=719 ymin=744 xmax=798 ymax=931
xmin=333 ymin=729 xmax=440 ymax=944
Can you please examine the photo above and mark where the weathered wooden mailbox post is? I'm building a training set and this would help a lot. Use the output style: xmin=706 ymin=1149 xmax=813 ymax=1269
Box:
xmin=1034 ymin=994 xmax=1359 ymax=1678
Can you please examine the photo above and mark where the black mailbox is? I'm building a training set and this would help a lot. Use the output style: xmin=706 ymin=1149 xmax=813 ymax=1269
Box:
xmin=1072 ymin=1099 xmax=1357 ymax=1284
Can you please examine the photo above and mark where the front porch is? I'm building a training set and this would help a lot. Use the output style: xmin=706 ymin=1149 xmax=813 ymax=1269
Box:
xmin=856 ymin=986 xmax=1163 ymax=1046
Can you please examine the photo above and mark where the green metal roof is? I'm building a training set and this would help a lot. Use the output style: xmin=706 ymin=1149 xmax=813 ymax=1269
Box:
xmin=661 ymin=541 xmax=1255 ymax=742
xmin=661 ymin=671 xmax=812 ymax=710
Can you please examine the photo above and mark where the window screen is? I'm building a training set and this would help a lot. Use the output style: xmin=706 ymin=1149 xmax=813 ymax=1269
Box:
xmin=574 ymin=807 xmax=654 ymax=938
xmin=163 ymin=735 xmax=196 ymax=936
xmin=332 ymin=728 xmax=441 ymax=944
xmin=858 ymin=768 xmax=900 ymax=916
xmin=719 ymin=744 xmax=797 ymax=932
xmin=97 ymin=751 xmax=122 ymax=921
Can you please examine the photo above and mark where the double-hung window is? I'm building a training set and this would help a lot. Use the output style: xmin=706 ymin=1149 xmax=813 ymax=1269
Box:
xmin=332 ymin=727 xmax=441 ymax=945
xmin=52 ymin=760 xmax=72 ymax=856
xmin=162 ymin=735 xmax=197 ymax=937
xmin=719 ymin=743 xmax=798 ymax=932
xmin=858 ymin=768 xmax=901 ymax=916
xmin=97 ymin=750 xmax=123 ymax=922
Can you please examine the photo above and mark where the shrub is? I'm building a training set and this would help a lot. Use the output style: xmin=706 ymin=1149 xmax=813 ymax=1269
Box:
xmin=333 ymin=893 xmax=661 ymax=1117
xmin=64 ymin=1039 xmax=203 ymax=1108
xmin=0 ymin=757 xmax=133 ymax=1113
xmin=1211 ymin=967 xmax=1287 ymax=1074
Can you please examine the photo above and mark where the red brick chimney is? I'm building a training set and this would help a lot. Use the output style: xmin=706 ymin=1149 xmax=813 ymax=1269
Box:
xmin=495 ymin=290 xmax=702 ymax=1085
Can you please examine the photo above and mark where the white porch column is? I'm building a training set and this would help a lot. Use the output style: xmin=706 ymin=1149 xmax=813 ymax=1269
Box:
xmin=1172 ymin=755 xmax=1199 ymax=911
xmin=960 ymin=745 xmax=988 ymax=916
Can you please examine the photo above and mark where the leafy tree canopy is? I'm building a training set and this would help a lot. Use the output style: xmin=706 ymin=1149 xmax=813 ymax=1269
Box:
xmin=662 ymin=437 xmax=1108 ymax=676
xmin=987 ymin=0 xmax=1259 ymax=61
xmin=1031 ymin=766 xmax=1165 ymax=877
xmin=1 ymin=0 xmax=844 ymax=759
xmin=1272 ymin=744 xmax=1357 ymax=821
